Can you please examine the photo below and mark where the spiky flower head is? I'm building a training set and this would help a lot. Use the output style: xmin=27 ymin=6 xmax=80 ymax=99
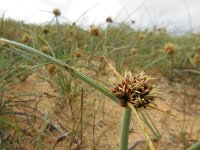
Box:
xmin=164 ymin=42 xmax=178 ymax=55
xmin=0 ymin=41 xmax=11 ymax=48
xmin=130 ymin=48 xmax=138 ymax=55
xmin=47 ymin=64 xmax=57 ymax=74
xmin=53 ymin=8 xmax=61 ymax=16
xmin=75 ymin=49 xmax=82 ymax=58
xmin=138 ymin=34 xmax=145 ymax=41
xmin=194 ymin=54 xmax=200 ymax=64
xmin=106 ymin=17 xmax=113 ymax=23
xmin=192 ymin=45 xmax=200 ymax=54
xmin=99 ymin=55 xmax=104 ymax=62
xmin=89 ymin=26 xmax=101 ymax=37
xmin=41 ymin=46 xmax=50 ymax=54
xmin=112 ymin=71 xmax=158 ymax=108
xmin=21 ymin=34 xmax=31 ymax=43
xmin=43 ymin=28 xmax=49 ymax=34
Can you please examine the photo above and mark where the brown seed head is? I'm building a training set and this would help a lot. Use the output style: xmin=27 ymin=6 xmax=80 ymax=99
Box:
xmin=106 ymin=17 xmax=113 ymax=23
xmin=0 ymin=41 xmax=11 ymax=48
xmin=148 ymin=31 xmax=153 ymax=36
xmin=112 ymin=71 xmax=158 ymax=108
xmin=47 ymin=64 xmax=57 ymax=74
xmin=164 ymin=42 xmax=178 ymax=55
xmin=21 ymin=34 xmax=31 ymax=43
xmin=42 ymin=46 xmax=50 ymax=54
xmin=192 ymin=45 xmax=200 ymax=53
xmin=138 ymin=34 xmax=145 ymax=41
xmin=43 ymin=28 xmax=49 ymax=34
xmin=89 ymin=26 xmax=101 ymax=37
xmin=130 ymin=48 xmax=138 ymax=55
xmin=99 ymin=56 xmax=104 ymax=62
xmin=53 ymin=8 xmax=61 ymax=16
xmin=75 ymin=48 xmax=87 ymax=58
xmin=75 ymin=49 xmax=82 ymax=58
xmin=194 ymin=54 xmax=200 ymax=63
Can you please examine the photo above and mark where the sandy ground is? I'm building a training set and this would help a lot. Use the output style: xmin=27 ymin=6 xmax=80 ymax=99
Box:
xmin=2 ymin=65 xmax=200 ymax=150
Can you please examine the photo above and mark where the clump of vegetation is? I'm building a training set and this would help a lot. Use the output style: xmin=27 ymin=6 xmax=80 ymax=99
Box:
xmin=0 ymin=16 xmax=200 ymax=150
xmin=164 ymin=42 xmax=178 ymax=80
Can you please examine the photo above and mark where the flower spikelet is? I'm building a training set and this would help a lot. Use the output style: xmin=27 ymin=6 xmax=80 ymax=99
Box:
xmin=106 ymin=17 xmax=113 ymax=23
xmin=112 ymin=71 xmax=158 ymax=108
xmin=53 ymin=8 xmax=61 ymax=16
xmin=89 ymin=26 xmax=101 ymax=37
xmin=164 ymin=42 xmax=178 ymax=54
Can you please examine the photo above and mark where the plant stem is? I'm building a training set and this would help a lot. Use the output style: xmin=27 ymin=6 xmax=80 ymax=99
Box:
xmin=120 ymin=107 xmax=131 ymax=150
xmin=129 ymin=103 xmax=155 ymax=150
xmin=170 ymin=54 xmax=174 ymax=81
xmin=187 ymin=142 xmax=200 ymax=150
xmin=55 ymin=16 xmax=61 ymax=45
xmin=87 ymin=36 xmax=94 ymax=65
xmin=80 ymin=88 xmax=83 ymax=145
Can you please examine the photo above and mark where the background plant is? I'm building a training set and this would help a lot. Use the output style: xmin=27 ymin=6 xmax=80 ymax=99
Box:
xmin=0 ymin=16 xmax=200 ymax=149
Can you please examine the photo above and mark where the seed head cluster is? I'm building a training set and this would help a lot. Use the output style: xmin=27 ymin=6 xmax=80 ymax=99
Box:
xmin=194 ymin=54 xmax=200 ymax=63
xmin=192 ymin=45 xmax=200 ymax=53
xmin=106 ymin=17 xmax=113 ymax=23
xmin=53 ymin=8 xmax=61 ymax=16
xmin=21 ymin=34 xmax=31 ymax=43
xmin=164 ymin=42 xmax=178 ymax=54
xmin=42 ymin=46 xmax=50 ymax=54
xmin=89 ymin=26 xmax=101 ymax=37
xmin=130 ymin=48 xmax=138 ymax=55
xmin=47 ymin=64 xmax=57 ymax=74
xmin=43 ymin=28 xmax=49 ymax=34
xmin=112 ymin=71 xmax=158 ymax=108
xmin=138 ymin=34 xmax=145 ymax=41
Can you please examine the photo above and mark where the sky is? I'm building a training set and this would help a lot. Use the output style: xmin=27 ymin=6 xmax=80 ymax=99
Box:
xmin=0 ymin=0 xmax=200 ymax=33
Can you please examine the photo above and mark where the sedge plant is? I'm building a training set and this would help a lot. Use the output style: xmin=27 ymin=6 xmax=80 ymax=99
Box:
xmin=52 ymin=8 xmax=61 ymax=45
xmin=0 ymin=38 xmax=172 ymax=150
xmin=164 ymin=42 xmax=178 ymax=81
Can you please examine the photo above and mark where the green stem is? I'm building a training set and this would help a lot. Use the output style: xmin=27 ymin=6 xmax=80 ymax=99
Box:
xmin=56 ymin=16 xmax=61 ymax=45
xmin=187 ymin=142 xmax=200 ymax=150
xmin=120 ymin=107 xmax=131 ymax=150
xmin=87 ymin=36 xmax=94 ymax=65
xmin=170 ymin=54 xmax=174 ymax=81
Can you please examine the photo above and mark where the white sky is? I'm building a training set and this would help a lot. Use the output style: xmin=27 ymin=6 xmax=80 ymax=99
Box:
xmin=0 ymin=0 xmax=200 ymax=32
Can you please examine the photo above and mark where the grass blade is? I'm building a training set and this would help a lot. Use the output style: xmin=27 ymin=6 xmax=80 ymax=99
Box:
xmin=36 ymin=114 xmax=48 ymax=150
xmin=0 ymin=38 xmax=121 ymax=105
xmin=128 ymin=103 xmax=155 ymax=150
